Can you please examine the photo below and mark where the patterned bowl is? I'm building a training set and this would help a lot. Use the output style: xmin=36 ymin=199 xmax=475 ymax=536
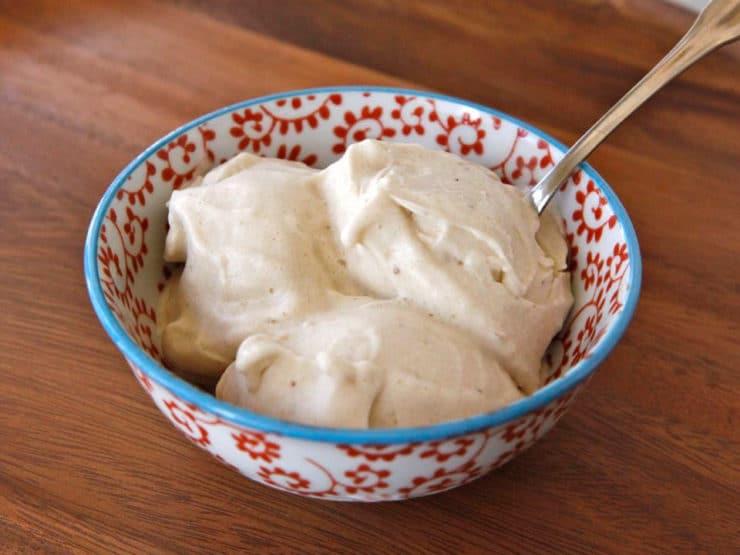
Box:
xmin=85 ymin=87 xmax=641 ymax=501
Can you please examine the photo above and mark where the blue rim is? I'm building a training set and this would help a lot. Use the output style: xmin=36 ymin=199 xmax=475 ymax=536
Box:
xmin=84 ymin=86 xmax=642 ymax=443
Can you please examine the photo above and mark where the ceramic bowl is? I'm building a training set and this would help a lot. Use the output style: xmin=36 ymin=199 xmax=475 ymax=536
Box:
xmin=85 ymin=87 xmax=641 ymax=501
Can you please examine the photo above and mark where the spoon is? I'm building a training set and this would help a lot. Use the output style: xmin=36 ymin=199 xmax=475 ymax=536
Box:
xmin=528 ymin=0 xmax=740 ymax=214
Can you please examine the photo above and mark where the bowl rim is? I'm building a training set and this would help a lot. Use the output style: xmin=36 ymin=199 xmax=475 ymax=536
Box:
xmin=84 ymin=85 xmax=642 ymax=443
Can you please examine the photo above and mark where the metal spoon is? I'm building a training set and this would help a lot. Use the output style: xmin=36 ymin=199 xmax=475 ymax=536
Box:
xmin=528 ymin=0 xmax=740 ymax=214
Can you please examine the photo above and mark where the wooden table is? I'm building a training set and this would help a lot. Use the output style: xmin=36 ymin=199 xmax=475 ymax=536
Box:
xmin=2 ymin=1 xmax=738 ymax=552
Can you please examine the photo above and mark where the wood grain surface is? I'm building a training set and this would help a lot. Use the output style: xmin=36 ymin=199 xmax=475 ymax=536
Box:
xmin=1 ymin=0 xmax=738 ymax=553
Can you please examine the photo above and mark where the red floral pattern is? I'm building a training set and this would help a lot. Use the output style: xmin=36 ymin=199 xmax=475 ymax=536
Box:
xmin=197 ymin=125 xmax=217 ymax=163
xmin=399 ymin=464 xmax=483 ymax=496
xmin=258 ymin=466 xmax=311 ymax=492
xmin=270 ymin=93 xmax=341 ymax=133
xmin=117 ymin=161 xmax=155 ymax=206
xmin=275 ymin=143 xmax=317 ymax=167
xmin=337 ymin=443 xmax=418 ymax=461
xmin=432 ymin=111 xmax=486 ymax=156
xmin=390 ymin=95 xmax=428 ymax=136
xmin=573 ymin=180 xmax=618 ymax=242
xmin=343 ymin=464 xmax=391 ymax=494
xmin=232 ymin=431 xmax=281 ymax=463
xmin=230 ymin=108 xmax=270 ymax=152
xmin=419 ymin=437 xmax=476 ymax=463
xmin=94 ymin=90 xmax=634 ymax=501
xmin=98 ymin=203 xmax=160 ymax=361
xmin=163 ymin=399 xmax=212 ymax=446
xmin=227 ymin=94 xmax=340 ymax=161
xmin=157 ymin=135 xmax=198 ymax=189
xmin=144 ymin=373 xmax=580 ymax=501
xmin=490 ymin=128 xmax=555 ymax=186
xmin=332 ymin=105 xmax=396 ymax=154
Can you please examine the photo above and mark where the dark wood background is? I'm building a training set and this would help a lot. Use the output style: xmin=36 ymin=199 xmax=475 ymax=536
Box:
xmin=1 ymin=0 xmax=738 ymax=553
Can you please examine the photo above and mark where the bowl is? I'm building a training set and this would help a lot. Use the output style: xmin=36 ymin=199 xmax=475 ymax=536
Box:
xmin=85 ymin=87 xmax=641 ymax=501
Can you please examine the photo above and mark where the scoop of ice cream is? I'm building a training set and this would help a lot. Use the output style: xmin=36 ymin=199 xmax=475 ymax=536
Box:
xmin=215 ymin=299 xmax=523 ymax=428
xmin=157 ymin=153 xmax=361 ymax=382
xmin=319 ymin=140 xmax=573 ymax=392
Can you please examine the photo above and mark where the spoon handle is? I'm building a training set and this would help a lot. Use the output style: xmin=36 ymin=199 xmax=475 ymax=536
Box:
xmin=528 ymin=0 xmax=740 ymax=215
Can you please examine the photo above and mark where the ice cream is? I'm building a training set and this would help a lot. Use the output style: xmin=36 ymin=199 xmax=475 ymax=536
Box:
xmin=158 ymin=140 xmax=573 ymax=427
xmin=216 ymin=299 xmax=523 ymax=428
xmin=319 ymin=140 xmax=572 ymax=393
xmin=158 ymin=154 xmax=359 ymax=382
